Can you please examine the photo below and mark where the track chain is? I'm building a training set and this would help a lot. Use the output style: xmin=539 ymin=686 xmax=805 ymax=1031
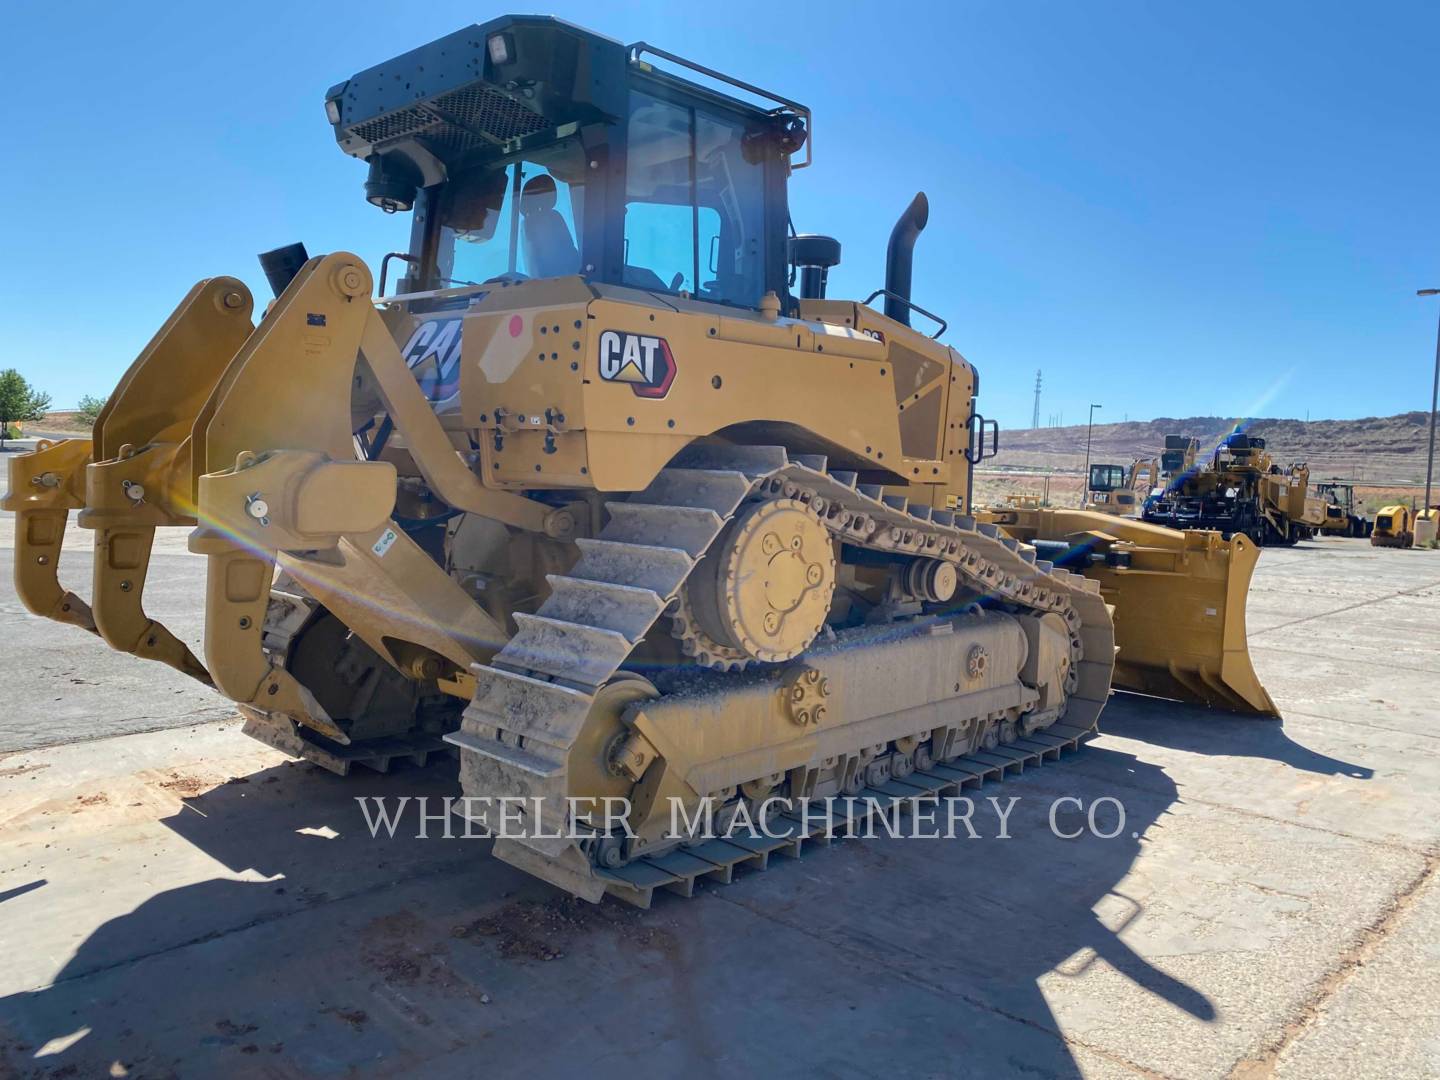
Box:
xmin=446 ymin=445 xmax=1114 ymax=890
xmin=596 ymin=720 xmax=1096 ymax=906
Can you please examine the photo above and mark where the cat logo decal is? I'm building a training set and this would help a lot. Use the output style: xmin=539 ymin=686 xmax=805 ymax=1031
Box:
xmin=597 ymin=330 xmax=677 ymax=399
xmin=400 ymin=318 xmax=464 ymax=404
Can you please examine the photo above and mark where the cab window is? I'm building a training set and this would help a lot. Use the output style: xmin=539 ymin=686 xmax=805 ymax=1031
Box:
xmin=436 ymin=147 xmax=587 ymax=287
xmin=624 ymin=90 xmax=766 ymax=307
xmin=1088 ymin=464 xmax=1127 ymax=492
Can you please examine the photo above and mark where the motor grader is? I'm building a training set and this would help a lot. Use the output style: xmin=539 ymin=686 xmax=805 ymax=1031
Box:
xmin=5 ymin=16 xmax=1275 ymax=905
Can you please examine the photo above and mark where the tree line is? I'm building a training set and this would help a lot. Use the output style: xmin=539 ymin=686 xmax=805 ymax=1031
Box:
xmin=0 ymin=370 xmax=107 ymax=448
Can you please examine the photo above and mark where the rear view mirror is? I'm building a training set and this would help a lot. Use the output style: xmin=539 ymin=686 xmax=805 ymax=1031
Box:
xmin=445 ymin=169 xmax=510 ymax=236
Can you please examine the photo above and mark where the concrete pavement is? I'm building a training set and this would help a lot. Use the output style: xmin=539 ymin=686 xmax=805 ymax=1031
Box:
xmin=0 ymin=536 xmax=1436 ymax=1078
xmin=0 ymin=512 xmax=226 ymax=752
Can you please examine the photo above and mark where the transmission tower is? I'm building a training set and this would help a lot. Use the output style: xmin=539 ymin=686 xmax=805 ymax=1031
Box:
xmin=1031 ymin=370 xmax=1042 ymax=429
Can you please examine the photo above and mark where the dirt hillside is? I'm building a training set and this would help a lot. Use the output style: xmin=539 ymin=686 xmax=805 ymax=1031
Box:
xmin=994 ymin=412 xmax=1433 ymax=486
xmin=978 ymin=411 xmax=1435 ymax=514
xmin=17 ymin=410 xmax=92 ymax=437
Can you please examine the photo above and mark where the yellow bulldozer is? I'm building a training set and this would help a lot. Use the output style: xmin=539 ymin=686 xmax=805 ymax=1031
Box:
xmin=3 ymin=17 xmax=1276 ymax=905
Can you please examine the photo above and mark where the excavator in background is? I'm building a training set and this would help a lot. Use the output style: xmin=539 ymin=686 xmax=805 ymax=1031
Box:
xmin=1087 ymin=435 xmax=1198 ymax=518
xmin=1143 ymin=430 xmax=1324 ymax=546
xmin=1085 ymin=461 xmax=1145 ymax=517
xmin=4 ymin=16 xmax=1276 ymax=906
xmin=1314 ymin=480 xmax=1372 ymax=538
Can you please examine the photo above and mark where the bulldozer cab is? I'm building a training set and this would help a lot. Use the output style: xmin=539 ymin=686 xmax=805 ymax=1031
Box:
xmin=327 ymin=16 xmax=805 ymax=310
xmin=324 ymin=16 xmax=983 ymax=508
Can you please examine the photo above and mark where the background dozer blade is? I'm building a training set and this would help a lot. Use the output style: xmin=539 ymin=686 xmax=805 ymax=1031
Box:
xmin=994 ymin=510 xmax=1278 ymax=717
xmin=1083 ymin=530 xmax=1276 ymax=716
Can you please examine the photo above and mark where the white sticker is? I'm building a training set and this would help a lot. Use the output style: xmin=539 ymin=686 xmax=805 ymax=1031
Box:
xmin=1204 ymin=607 xmax=1217 ymax=617
xmin=372 ymin=527 xmax=399 ymax=557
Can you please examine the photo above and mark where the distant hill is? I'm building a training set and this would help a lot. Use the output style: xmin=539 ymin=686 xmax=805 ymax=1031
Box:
xmin=994 ymin=412 xmax=1433 ymax=486
xmin=22 ymin=410 xmax=91 ymax=437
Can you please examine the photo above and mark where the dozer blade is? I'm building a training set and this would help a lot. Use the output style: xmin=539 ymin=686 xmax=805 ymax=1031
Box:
xmin=992 ymin=509 xmax=1278 ymax=717
xmin=2 ymin=437 xmax=97 ymax=632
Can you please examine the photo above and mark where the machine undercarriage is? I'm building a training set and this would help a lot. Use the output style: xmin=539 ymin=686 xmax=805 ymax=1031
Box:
xmin=444 ymin=445 xmax=1111 ymax=902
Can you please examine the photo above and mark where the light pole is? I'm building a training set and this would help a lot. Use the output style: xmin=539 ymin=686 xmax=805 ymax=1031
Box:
xmin=1419 ymin=289 xmax=1440 ymax=516
xmin=1083 ymin=403 xmax=1103 ymax=507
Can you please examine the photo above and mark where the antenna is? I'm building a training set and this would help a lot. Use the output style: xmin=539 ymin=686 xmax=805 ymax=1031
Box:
xmin=1032 ymin=370 xmax=1042 ymax=429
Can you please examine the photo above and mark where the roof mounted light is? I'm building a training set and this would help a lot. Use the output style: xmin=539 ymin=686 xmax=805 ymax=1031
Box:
xmin=364 ymin=154 xmax=421 ymax=213
xmin=487 ymin=33 xmax=513 ymax=66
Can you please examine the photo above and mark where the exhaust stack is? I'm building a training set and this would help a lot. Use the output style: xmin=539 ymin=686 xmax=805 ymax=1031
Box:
xmin=258 ymin=243 xmax=311 ymax=298
xmin=883 ymin=192 xmax=929 ymax=326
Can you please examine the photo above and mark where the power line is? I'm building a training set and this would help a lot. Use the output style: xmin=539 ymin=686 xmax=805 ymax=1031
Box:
xmin=1031 ymin=370 xmax=1042 ymax=429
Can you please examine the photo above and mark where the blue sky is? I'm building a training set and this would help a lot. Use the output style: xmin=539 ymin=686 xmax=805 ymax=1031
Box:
xmin=4 ymin=1 xmax=1437 ymax=429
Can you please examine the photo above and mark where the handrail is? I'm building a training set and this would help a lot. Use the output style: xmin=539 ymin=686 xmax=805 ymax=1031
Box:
xmin=628 ymin=41 xmax=812 ymax=169
xmin=862 ymin=288 xmax=948 ymax=339
xmin=964 ymin=413 xmax=999 ymax=465
xmin=378 ymin=252 xmax=419 ymax=298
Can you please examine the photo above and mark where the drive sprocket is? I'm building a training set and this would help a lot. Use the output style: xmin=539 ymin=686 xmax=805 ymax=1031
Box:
xmin=680 ymin=497 xmax=836 ymax=665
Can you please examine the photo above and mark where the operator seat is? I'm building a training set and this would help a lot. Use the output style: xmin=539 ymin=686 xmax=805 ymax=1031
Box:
xmin=519 ymin=174 xmax=579 ymax=278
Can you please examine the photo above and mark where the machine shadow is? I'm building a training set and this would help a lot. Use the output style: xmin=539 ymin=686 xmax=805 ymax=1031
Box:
xmin=762 ymin=743 xmax=1217 ymax=1075
xmin=1104 ymin=692 xmax=1373 ymax=778
xmin=0 ymin=744 xmax=1205 ymax=1078
xmin=0 ymin=881 xmax=46 ymax=905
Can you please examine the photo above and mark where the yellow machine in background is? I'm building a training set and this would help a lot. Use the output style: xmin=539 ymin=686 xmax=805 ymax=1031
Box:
xmin=1417 ymin=507 xmax=1438 ymax=546
xmin=4 ymin=17 xmax=1276 ymax=905
xmin=1268 ymin=461 xmax=1328 ymax=539
xmin=1372 ymin=505 xmax=1416 ymax=548
xmin=1315 ymin=479 xmax=1372 ymax=538
xmin=1086 ymin=435 xmax=1199 ymax=518
xmin=1085 ymin=461 xmax=1145 ymax=517
xmin=1144 ymin=430 xmax=1325 ymax=545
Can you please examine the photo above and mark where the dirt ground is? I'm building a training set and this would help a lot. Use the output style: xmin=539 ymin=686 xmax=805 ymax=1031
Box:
xmin=8 ymin=411 xmax=91 ymax=439
xmin=0 ymin=537 xmax=1437 ymax=1078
